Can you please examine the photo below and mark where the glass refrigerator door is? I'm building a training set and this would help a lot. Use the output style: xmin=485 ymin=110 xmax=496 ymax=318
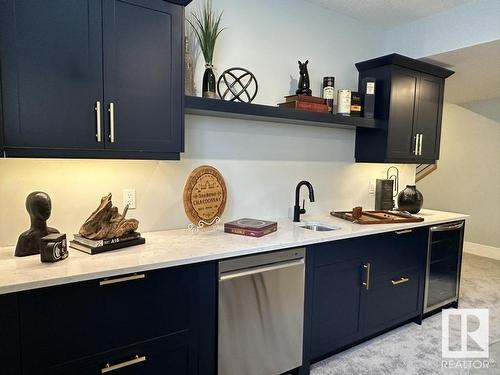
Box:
xmin=426 ymin=222 xmax=464 ymax=311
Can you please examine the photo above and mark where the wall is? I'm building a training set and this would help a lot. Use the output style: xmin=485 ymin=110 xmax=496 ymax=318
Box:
xmin=418 ymin=103 xmax=500 ymax=248
xmin=187 ymin=0 xmax=385 ymax=103
xmin=385 ymin=0 xmax=500 ymax=58
xmin=0 ymin=0 xmax=417 ymax=248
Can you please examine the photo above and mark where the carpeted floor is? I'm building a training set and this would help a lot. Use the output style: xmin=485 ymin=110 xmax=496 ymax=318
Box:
xmin=310 ymin=253 xmax=500 ymax=375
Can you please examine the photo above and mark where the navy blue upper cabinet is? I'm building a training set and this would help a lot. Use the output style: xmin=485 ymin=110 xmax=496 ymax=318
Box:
xmin=0 ymin=0 xmax=104 ymax=151
xmin=0 ymin=0 xmax=186 ymax=160
xmin=354 ymin=54 xmax=453 ymax=164
xmin=102 ymin=0 xmax=183 ymax=154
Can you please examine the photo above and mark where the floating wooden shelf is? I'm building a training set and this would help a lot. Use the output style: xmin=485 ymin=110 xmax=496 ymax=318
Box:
xmin=185 ymin=96 xmax=384 ymax=130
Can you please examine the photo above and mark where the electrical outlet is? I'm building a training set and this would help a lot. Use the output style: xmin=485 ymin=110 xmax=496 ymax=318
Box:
xmin=369 ymin=180 xmax=376 ymax=194
xmin=123 ymin=189 xmax=136 ymax=209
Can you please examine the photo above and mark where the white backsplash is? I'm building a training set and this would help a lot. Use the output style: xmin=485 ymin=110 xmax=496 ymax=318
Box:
xmin=0 ymin=116 xmax=415 ymax=247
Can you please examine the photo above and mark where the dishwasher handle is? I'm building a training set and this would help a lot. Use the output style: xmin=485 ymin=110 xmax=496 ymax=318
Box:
xmin=219 ymin=258 xmax=304 ymax=281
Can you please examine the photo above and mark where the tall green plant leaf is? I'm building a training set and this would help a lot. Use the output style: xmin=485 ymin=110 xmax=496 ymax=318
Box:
xmin=187 ymin=0 xmax=225 ymax=65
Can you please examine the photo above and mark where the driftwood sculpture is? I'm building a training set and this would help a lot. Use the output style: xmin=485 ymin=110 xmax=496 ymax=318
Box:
xmin=79 ymin=193 xmax=139 ymax=240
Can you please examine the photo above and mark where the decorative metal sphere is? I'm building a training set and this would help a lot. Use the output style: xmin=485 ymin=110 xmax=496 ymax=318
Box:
xmin=217 ymin=67 xmax=258 ymax=103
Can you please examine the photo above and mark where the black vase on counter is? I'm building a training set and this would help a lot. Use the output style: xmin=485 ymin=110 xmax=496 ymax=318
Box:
xmin=397 ymin=185 xmax=423 ymax=214
xmin=202 ymin=64 xmax=217 ymax=99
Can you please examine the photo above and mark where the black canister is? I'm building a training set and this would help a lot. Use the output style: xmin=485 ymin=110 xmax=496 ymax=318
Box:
xmin=323 ymin=76 xmax=335 ymax=113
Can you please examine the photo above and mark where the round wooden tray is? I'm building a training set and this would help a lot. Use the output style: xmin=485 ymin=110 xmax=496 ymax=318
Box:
xmin=183 ymin=165 xmax=227 ymax=225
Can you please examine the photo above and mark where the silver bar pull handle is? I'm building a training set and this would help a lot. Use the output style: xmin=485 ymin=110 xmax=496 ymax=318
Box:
xmin=95 ymin=101 xmax=102 ymax=142
xmin=219 ymin=259 xmax=304 ymax=281
xmin=395 ymin=229 xmax=413 ymax=235
xmin=109 ymin=102 xmax=115 ymax=143
xmin=101 ymin=355 xmax=146 ymax=373
xmin=391 ymin=277 xmax=409 ymax=285
xmin=418 ymin=134 xmax=423 ymax=155
xmin=363 ymin=263 xmax=371 ymax=290
xmin=413 ymin=134 xmax=419 ymax=155
xmin=99 ymin=273 xmax=145 ymax=286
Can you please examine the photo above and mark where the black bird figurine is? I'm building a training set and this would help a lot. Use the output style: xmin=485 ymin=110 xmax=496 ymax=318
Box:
xmin=296 ymin=60 xmax=312 ymax=96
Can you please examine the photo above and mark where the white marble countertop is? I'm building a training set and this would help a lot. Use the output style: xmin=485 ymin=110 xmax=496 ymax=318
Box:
xmin=0 ymin=209 xmax=468 ymax=295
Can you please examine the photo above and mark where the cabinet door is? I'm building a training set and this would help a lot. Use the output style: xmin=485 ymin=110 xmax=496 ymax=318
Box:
xmin=0 ymin=294 xmax=21 ymax=375
xmin=310 ymin=259 xmax=364 ymax=359
xmin=0 ymin=0 xmax=104 ymax=149
xmin=102 ymin=0 xmax=183 ymax=153
xmin=309 ymin=239 xmax=368 ymax=360
xmin=414 ymin=73 xmax=444 ymax=161
xmin=386 ymin=67 xmax=419 ymax=161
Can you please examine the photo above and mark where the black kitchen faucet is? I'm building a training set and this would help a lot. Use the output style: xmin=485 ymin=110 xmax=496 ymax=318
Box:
xmin=293 ymin=180 xmax=315 ymax=222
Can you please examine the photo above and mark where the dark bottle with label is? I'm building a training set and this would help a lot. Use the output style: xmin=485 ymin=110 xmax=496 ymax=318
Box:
xmin=322 ymin=76 xmax=335 ymax=113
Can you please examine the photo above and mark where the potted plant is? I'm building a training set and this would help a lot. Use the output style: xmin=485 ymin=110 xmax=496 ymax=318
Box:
xmin=187 ymin=0 xmax=225 ymax=99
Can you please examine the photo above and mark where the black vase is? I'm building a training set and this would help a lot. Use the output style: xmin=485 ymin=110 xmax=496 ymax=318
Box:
xmin=397 ymin=185 xmax=423 ymax=214
xmin=202 ymin=64 xmax=217 ymax=99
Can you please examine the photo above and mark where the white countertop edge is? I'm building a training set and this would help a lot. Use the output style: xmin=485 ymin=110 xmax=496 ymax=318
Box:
xmin=0 ymin=209 xmax=468 ymax=295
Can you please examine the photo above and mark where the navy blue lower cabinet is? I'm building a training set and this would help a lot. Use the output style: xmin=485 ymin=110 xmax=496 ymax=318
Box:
xmin=360 ymin=267 xmax=423 ymax=336
xmin=50 ymin=333 xmax=191 ymax=375
xmin=0 ymin=294 xmax=21 ymax=375
xmin=304 ymin=228 xmax=428 ymax=367
xmin=360 ymin=228 xmax=427 ymax=336
xmin=18 ymin=262 xmax=216 ymax=375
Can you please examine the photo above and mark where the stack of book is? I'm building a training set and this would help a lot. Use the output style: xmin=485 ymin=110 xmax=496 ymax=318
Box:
xmin=70 ymin=232 xmax=145 ymax=255
xmin=278 ymin=95 xmax=328 ymax=113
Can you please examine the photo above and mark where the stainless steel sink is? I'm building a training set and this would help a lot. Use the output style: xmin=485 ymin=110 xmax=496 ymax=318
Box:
xmin=299 ymin=222 xmax=340 ymax=232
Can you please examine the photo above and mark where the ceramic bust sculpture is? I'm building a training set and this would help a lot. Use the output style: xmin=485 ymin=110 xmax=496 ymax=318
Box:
xmin=15 ymin=192 xmax=59 ymax=257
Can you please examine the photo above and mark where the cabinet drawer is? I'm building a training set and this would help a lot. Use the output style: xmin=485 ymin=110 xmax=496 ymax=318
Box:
xmin=311 ymin=236 xmax=369 ymax=267
xmin=20 ymin=266 xmax=196 ymax=372
xmin=51 ymin=332 xmax=192 ymax=375
xmin=367 ymin=228 xmax=427 ymax=278
xmin=362 ymin=267 xmax=422 ymax=335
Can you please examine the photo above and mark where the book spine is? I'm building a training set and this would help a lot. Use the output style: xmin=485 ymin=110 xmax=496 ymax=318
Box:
xmin=224 ymin=225 xmax=277 ymax=237
xmin=285 ymin=95 xmax=326 ymax=104
xmin=295 ymin=101 xmax=329 ymax=112
xmin=74 ymin=233 xmax=140 ymax=247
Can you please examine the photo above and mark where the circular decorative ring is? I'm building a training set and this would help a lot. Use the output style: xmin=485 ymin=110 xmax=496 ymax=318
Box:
xmin=217 ymin=67 xmax=258 ymax=103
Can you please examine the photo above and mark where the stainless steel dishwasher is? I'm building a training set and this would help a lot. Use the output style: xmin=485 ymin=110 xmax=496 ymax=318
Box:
xmin=218 ymin=248 xmax=305 ymax=375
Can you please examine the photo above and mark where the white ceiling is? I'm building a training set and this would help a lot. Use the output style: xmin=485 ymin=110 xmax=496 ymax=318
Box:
xmin=421 ymin=40 xmax=500 ymax=122
xmin=305 ymin=0 xmax=472 ymax=27
xmin=421 ymin=40 xmax=500 ymax=105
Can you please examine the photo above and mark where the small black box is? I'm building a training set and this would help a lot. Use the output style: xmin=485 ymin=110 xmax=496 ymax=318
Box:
xmin=40 ymin=233 xmax=68 ymax=262
xmin=375 ymin=179 xmax=394 ymax=210
xmin=360 ymin=77 xmax=375 ymax=118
